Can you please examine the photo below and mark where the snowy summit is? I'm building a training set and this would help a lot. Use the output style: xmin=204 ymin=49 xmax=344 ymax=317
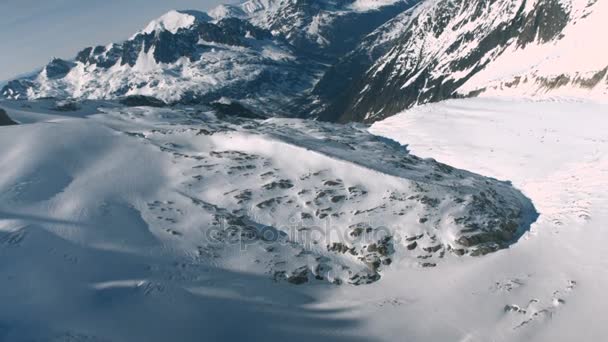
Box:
xmin=140 ymin=10 xmax=211 ymax=35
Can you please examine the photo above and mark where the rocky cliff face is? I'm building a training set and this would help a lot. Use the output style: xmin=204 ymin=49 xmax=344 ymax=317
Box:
xmin=312 ymin=0 xmax=607 ymax=122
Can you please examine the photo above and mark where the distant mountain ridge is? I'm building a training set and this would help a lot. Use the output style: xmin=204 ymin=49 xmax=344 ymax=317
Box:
xmin=2 ymin=0 xmax=606 ymax=122
xmin=1 ymin=0 xmax=416 ymax=116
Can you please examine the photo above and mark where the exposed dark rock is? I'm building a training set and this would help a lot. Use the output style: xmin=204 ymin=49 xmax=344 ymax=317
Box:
xmin=45 ymin=59 xmax=76 ymax=79
xmin=330 ymin=195 xmax=346 ymax=203
xmin=301 ymin=213 xmax=313 ymax=220
xmin=574 ymin=67 xmax=608 ymax=89
xmin=406 ymin=234 xmax=424 ymax=242
xmin=120 ymin=95 xmax=167 ymax=107
xmin=327 ymin=242 xmax=356 ymax=255
xmin=349 ymin=272 xmax=381 ymax=286
xmin=256 ymin=197 xmax=284 ymax=209
xmin=504 ymin=304 xmax=527 ymax=314
xmin=53 ymin=100 xmax=81 ymax=112
xmin=262 ymin=179 xmax=294 ymax=190
xmin=375 ymin=236 xmax=393 ymax=256
xmin=323 ymin=180 xmax=342 ymax=186
xmin=234 ymin=190 xmax=252 ymax=203
xmin=286 ymin=266 xmax=310 ymax=285
xmin=199 ymin=18 xmax=273 ymax=47
xmin=349 ymin=223 xmax=373 ymax=238
xmin=452 ymin=248 xmax=466 ymax=256
xmin=407 ymin=241 xmax=418 ymax=250
xmin=0 ymin=108 xmax=17 ymax=126
xmin=1 ymin=79 xmax=35 ymax=99
xmin=211 ymin=102 xmax=266 ymax=120
xmin=422 ymin=245 xmax=443 ymax=253
xmin=517 ymin=0 xmax=569 ymax=47
xmin=419 ymin=196 xmax=440 ymax=208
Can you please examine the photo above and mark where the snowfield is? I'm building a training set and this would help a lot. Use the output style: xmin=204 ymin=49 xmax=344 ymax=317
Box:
xmin=370 ymin=98 xmax=608 ymax=341
xmin=0 ymin=97 xmax=605 ymax=341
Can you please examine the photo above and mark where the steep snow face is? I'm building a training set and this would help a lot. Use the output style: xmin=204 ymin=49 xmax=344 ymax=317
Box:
xmin=368 ymin=98 xmax=608 ymax=341
xmin=314 ymin=0 xmax=608 ymax=122
xmin=0 ymin=99 xmax=533 ymax=289
xmin=461 ymin=0 xmax=608 ymax=99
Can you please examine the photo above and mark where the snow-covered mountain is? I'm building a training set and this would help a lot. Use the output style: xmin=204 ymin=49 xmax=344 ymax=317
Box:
xmin=1 ymin=11 xmax=316 ymax=114
xmin=2 ymin=0 xmax=606 ymax=121
xmin=313 ymin=0 xmax=608 ymax=122
xmin=0 ymin=0 xmax=417 ymax=116
xmin=209 ymin=0 xmax=417 ymax=58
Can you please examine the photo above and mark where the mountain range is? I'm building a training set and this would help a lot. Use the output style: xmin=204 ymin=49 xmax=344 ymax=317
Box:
xmin=2 ymin=0 xmax=606 ymax=122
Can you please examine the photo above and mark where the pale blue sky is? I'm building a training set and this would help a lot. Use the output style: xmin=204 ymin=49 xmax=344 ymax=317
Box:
xmin=0 ymin=0 xmax=229 ymax=81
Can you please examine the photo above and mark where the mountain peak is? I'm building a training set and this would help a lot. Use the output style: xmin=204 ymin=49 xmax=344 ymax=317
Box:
xmin=140 ymin=10 xmax=211 ymax=36
xmin=207 ymin=4 xmax=247 ymax=20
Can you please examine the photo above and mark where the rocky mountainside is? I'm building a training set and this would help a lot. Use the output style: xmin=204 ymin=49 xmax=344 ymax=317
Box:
xmin=1 ymin=0 xmax=418 ymax=116
xmin=0 ymin=99 xmax=535 ymax=285
xmin=313 ymin=0 xmax=608 ymax=122
xmin=212 ymin=0 xmax=418 ymax=59
xmin=2 ymin=0 xmax=606 ymax=122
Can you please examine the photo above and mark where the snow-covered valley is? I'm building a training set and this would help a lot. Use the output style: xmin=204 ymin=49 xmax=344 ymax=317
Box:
xmin=0 ymin=97 xmax=605 ymax=341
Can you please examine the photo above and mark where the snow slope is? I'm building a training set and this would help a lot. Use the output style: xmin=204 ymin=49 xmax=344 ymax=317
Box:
xmin=0 ymin=99 xmax=535 ymax=340
xmin=139 ymin=10 xmax=211 ymax=35
xmin=368 ymin=98 xmax=608 ymax=341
